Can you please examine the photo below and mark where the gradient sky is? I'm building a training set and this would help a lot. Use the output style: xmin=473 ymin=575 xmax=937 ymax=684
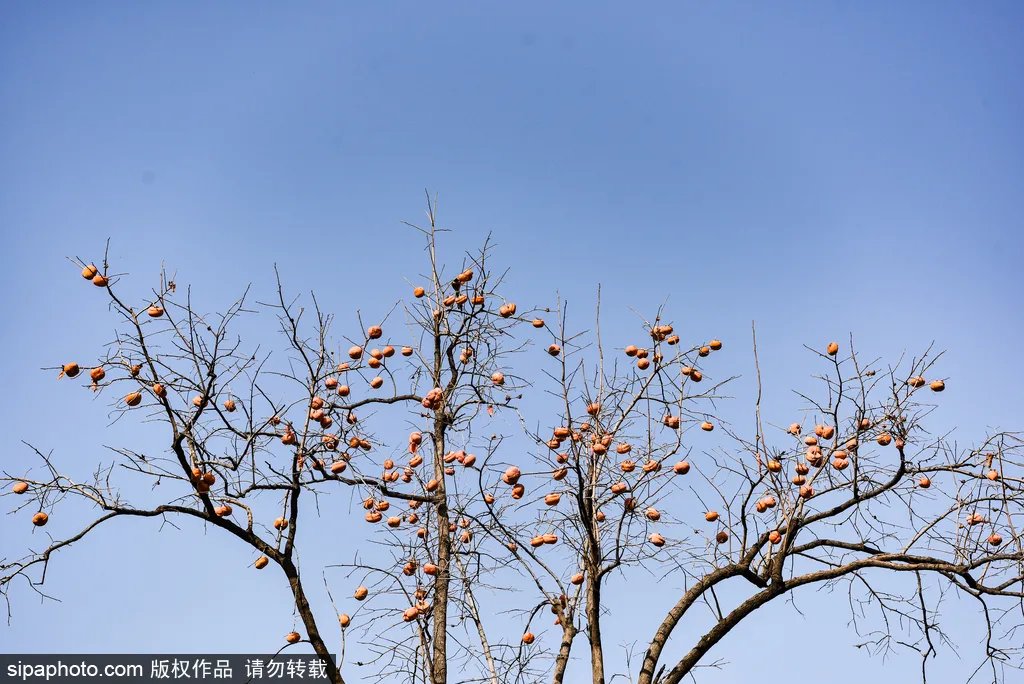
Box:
xmin=2 ymin=3 xmax=1023 ymax=683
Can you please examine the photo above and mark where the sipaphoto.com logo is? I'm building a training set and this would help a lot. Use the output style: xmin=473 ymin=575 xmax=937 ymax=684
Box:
xmin=7 ymin=659 xmax=142 ymax=681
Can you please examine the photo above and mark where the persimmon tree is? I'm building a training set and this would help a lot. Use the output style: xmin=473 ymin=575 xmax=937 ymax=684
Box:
xmin=3 ymin=202 xmax=1022 ymax=684
xmin=495 ymin=317 xmax=1024 ymax=684
xmin=1 ymin=203 xmax=555 ymax=684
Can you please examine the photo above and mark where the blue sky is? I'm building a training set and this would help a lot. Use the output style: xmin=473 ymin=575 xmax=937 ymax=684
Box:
xmin=2 ymin=3 xmax=1023 ymax=682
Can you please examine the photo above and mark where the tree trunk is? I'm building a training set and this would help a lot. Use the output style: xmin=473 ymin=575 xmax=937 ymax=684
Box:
xmin=581 ymin=464 xmax=605 ymax=684
xmin=431 ymin=424 xmax=451 ymax=684
xmin=636 ymin=566 xmax=740 ymax=684
xmin=283 ymin=560 xmax=344 ymax=684
xmin=553 ymin=622 xmax=577 ymax=684
xmin=658 ymin=586 xmax=784 ymax=684
xmin=585 ymin=575 xmax=606 ymax=684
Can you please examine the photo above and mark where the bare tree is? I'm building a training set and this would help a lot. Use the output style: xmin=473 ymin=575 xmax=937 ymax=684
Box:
xmin=3 ymin=202 xmax=1021 ymax=684
xmin=493 ymin=307 xmax=1023 ymax=684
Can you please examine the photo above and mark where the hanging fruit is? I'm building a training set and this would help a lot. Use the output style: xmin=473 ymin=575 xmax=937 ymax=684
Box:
xmin=59 ymin=363 xmax=80 ymax=379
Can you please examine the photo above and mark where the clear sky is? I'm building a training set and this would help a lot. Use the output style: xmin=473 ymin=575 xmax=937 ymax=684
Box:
xmin=2 ymin=3 xmax=1023 ymax=682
